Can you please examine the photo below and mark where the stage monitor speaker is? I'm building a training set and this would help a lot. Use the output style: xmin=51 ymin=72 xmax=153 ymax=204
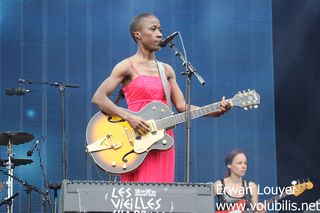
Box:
xmin=59 ymin=179 xmax=215 ymax=213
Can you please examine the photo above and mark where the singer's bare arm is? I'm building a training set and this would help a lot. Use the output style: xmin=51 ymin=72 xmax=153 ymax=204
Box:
xmin=165 ymin=64 xmax=232 ymax=116
xmin=92 ymin=59 xmax=150 ymax=134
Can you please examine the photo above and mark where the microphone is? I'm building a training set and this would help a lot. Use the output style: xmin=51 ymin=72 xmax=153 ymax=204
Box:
xmin=159 ymin=31 xmax=179 ymax=48
xmin=27 ymin=136 xmax=44 ymax=157
xmin=6 ymin=87 xmax=33 ymax=96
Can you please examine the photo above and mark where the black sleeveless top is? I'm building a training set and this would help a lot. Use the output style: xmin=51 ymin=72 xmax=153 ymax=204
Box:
xmin=216 ymin=179 xmax=252 ymax=210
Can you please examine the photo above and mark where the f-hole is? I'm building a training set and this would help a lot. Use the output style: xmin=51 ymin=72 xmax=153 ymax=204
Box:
xmin=108 ymin=116 xmax=125 ymax=123
xmin=122 ymin=150 xmax=135 ymax=163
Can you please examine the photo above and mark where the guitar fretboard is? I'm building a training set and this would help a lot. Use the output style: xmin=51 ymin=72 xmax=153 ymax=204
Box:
xmin=266 ymin=193 xmax=288 ymax=204
xmin=155 ymin=101 xmax=229 ymax=130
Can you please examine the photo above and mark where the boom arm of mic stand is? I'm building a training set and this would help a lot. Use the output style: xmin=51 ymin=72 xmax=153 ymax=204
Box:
xmin=0 ymin=170 xmax=46 ymax=196
xmin=48 ymin=82 xmax=80 ymax=88
xmin=15 ymin=79 xmax=81 ymax=88
xmin=169 ymin=42 xmax=205 ymax=85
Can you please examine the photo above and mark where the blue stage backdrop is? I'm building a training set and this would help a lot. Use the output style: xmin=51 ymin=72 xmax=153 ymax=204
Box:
xmin=0 ymin=0 xmax=275 ymax=212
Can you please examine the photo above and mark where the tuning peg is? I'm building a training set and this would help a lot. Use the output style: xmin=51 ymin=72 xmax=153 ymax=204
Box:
xmin=254 ymin=105 xmax=258 ymax=109
xmin=244 ymin=107 xmax=248 ymax=111
xmin=248 ymin=89 xmax=251 ymax=92
xmin=291 ymin=180 xmax=297 ymax=185
xmin=249 ymin=106 xmax=253 ymax=109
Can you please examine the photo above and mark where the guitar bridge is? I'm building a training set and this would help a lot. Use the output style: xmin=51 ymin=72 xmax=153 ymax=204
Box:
xmin=124 ymin=127 xmax=135 ymax=146
xmin=107 ymin=132 xmax=122 ymax=150
xmin=86 ymin=136 xmax=112 ymax=152
xmin=86 ymin=133 xmax=122 ymax=152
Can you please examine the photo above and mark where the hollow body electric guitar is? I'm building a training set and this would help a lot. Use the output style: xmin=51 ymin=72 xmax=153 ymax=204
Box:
xmin=216 ymin=179 xmax=313 ymax=213
xmin=86 ymin=90 xmax=260 ymax=174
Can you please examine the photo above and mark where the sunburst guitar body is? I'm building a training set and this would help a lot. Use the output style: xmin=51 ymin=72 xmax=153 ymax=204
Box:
xmin=86 ymin=102 xmax=174 ymax=174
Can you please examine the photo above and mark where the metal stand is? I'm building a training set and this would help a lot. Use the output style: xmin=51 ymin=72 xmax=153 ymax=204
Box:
xmin=25 ymin=187 xmax=32 ymax=213
xmin=0 ymin=170 xmax=47 ymax=213
xmin=168 ymin=41 xmax=205 ymax=183
xmin=48 ymin=183 xmax=61 ymax=213
xmin=9 ymin=79 xmax=79 ymax=180
xmin=35 ymin=140 xmax=53 ymax=213
xmin=0 ymin=193 xmax=19 ymax=207
xmin=0 ymin=132 xmax=34 ymax=213
xmin=48 ymin=82 xmax=79 ymax=180
xmin=5 ymin=139 xmax=14 ymax=213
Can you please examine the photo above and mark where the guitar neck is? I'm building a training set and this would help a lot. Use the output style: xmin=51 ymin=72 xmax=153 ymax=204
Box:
xmin=155 ymin=100 xmax=229 ymax=130
xmin=266 ymin=192 xmax=288 ymax=205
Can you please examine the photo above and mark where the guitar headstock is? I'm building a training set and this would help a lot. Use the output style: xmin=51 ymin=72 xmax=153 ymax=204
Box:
xmin=291 ymin=179 xmax=314 ymax=197
xmin=231 ymin=89 xmax=260 ymax=110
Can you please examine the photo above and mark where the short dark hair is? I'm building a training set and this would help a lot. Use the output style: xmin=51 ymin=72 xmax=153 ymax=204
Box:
xmin=129 ymin=13 xmax=155 ymax=42
xmin=224 ymin=149 xmax=246 ymax=177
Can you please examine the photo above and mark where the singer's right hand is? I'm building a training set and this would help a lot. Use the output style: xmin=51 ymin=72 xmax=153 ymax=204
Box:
xmin=125 ymin=114 xmax=150 ymax=136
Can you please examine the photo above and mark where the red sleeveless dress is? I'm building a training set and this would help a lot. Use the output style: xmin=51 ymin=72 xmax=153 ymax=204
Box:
xmin=120 ymin=60 xmax=175 ymax=183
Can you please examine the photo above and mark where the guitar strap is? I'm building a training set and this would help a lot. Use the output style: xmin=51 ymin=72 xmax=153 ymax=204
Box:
xmin=155 ymin=60 xmax=174 ymax=114
xmin=114 ymin=61 xmax=173 ymax=114
xmin=114 ymin=88 xmax=125 ymax=105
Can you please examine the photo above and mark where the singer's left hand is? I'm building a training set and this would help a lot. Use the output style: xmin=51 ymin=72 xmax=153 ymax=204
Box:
xmin=208 ymin=96 xmax=233 ymax=117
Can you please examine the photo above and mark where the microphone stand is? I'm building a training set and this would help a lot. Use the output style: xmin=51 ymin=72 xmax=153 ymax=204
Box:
xmin=48 ymin=82 xmax=80 ymax=180
xmin=18 ymin=78 xmax=32 ymax=94
xmin=168 ymin=41 xmax=205 ymax=183
xmin=36 ymin=142 xmax=53 ymax=213
xmin=6 ymin=79 xmax=79 ymax=180
xmin=0 ymin=193 xmax=19 ymax=207
xmin=0 ymin=170 xmax=47 ymax=213
xmin=48 ymin=183 xmax=61 ymax=213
